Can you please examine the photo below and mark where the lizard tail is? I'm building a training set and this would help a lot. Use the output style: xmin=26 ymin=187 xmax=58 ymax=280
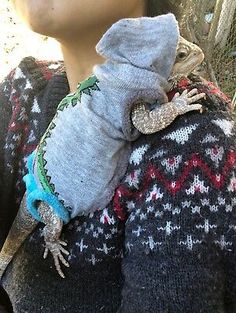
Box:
xmin=0 ymin=193 xmax=38 ymax=279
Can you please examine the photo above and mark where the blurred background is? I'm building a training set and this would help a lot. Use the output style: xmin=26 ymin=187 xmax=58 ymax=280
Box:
xmin=0 ymin=0 xmax=235 ymax=101
xmin=176 ymin=0 xmax=236 ymax=101
xmin=0 ymin=0 xmax=62 ymax=79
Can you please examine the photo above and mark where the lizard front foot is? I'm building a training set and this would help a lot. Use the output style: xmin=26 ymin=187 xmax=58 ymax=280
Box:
xmin=172 ymin=88 xmax=205 ymax=114
xmin=43 ymin=239 xmax=69 ymax=278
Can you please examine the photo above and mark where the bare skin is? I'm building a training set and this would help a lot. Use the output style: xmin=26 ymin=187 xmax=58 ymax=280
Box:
xmin=12 ymin=0 xmax=145 ymax=91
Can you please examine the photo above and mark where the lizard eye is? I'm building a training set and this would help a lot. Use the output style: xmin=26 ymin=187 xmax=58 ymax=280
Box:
xmin=176 ymin=49 xmax=188 ymax=61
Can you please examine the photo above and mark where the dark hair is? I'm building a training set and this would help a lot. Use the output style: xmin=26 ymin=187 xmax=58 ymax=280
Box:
xmin=146 ymin=0 xmax=183 ymax=19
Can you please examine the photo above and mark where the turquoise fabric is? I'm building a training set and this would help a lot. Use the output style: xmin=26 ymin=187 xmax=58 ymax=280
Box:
xmin=23 ymin=151 xmax=70 ymax=223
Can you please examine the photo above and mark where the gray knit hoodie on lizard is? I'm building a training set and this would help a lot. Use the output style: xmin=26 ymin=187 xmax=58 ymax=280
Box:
xmin=24 ymin=14 xmax=179 ymax=222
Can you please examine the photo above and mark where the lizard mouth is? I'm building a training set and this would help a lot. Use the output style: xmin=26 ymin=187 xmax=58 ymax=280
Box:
xmin=187 ymin=51 xmax=205 ymax=74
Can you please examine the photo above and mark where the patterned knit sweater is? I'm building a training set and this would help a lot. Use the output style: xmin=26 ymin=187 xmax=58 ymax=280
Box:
xmin=0 ymin=57 xmax=236 ymax=313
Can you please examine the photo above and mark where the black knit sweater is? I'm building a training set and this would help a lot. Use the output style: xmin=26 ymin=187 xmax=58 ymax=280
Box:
xmin=0 ymin=58 xmax=236 ymax=313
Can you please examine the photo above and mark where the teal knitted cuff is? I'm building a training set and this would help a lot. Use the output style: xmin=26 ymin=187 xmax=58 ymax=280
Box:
xmin=23 ymin=152 xmax=70 ymax=223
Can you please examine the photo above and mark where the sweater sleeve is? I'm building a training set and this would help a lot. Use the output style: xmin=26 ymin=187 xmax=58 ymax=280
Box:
xmin=117 ymin=106 xmax=236 ymax=313
xmin=0 ymin=58 xmax=55 ymax=248
xmin=0 ymin=71 xmax=15 ymax=246
xmin=224 ymin=246 xmax=236 ymax=311
xmin=0 ymin=71 xmax=14 ymax=187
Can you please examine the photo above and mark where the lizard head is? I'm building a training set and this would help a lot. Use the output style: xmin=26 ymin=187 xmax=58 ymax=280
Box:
xmin=170 ymin=36 xmax=204 ymax=78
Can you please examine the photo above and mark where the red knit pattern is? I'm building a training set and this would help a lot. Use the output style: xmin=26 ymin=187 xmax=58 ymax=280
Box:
xmin=114 ymin=150 xmax=236 ymax=220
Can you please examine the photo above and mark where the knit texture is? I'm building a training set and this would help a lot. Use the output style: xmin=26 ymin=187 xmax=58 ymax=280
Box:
xmin=96 ymin=14 xmax=179 ymax=77
xmin=0 ymin=57 xmax=68 ymax=248
xmin=1 ymin=56 xmax=236 ymax=313
xmin=117 ymin=75 xmax=236 ymax=313
xmin=0 ymin=57 xmax=124 ymax=313
xmin=26 ymin=14 xmax=178 ymax=220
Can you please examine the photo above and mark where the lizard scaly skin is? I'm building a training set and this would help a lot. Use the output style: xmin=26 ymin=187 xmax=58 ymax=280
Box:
xmin=131 ymin=88 xmax=204 ymax=134
xmin=0 ymin=37 xmax=205 ymax=279
xmin=0 ymin=194 xmax=38 ymax=277
xmin=0 ymin=195 xmax=69 ymax=278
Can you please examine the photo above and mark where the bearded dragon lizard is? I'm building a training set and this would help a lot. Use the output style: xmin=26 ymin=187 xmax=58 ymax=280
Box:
xmin=0 ymin=22 xmax=205 ymax=279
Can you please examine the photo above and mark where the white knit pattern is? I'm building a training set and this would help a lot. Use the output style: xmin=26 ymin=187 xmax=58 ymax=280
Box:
xmin=212 ymin=118 xmax=234 ymax=137
xmin=162 ymin=124 xmax=199 ymax=144
xmin=129 ymin=144 xmax=149 ymax=165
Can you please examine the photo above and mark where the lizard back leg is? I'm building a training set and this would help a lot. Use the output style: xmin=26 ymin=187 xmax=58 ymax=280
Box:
xmin=38 ymin=203 xmax=69 ymax=278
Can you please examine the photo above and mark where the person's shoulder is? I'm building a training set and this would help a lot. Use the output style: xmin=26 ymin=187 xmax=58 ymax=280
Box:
xmin=2 ymin=56 xmax=64 ymax=88
xmin=147 ymin=106 xmax=234 ymax=143
xmin=144 ymin=74 xmax=236 ymax=156
xmin=129 ymin=105 xmax=236 ymax=181
xmin=0 ymin=56 xmax=65 ymax=105
xmin=10 ymin=56 xmax=64 ymax=88
xmin=122 ymin=109 xmax=236 ymax=207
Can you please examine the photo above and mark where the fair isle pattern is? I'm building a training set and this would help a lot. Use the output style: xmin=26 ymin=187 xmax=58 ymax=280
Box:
xmin=0 ymin=57 xmax=70 ymax=250
xmin=113 ymin=76 xmax=236 ymax=265
xmin=162 ymin=123 xmax=199 ymax=144
xmin=2 ymin=62 xmax=236 ymax=271
xmin=2 ymin=65 xmax=236 ymax=312
xmin=129 ymin=144 xmax=149 ymax=165
xmin=0 ymin=58 xmax=127 ymax=272
xmin=28 ymin=204 xmax=124 ymax=266
xmin=114 ymin=113 xmax=236 ymax=254
xmin=212 ymin=118 xmax=234 ymax=136
xmin=2 ymin=57 xmax=65 ymax=205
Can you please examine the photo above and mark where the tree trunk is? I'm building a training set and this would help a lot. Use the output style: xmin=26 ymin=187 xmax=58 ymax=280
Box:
xmin=215 ymin=0 xmax=236 ymax=48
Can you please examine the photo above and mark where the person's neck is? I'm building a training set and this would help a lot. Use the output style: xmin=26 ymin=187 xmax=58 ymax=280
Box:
xmin=60 ymin=32 xmax=104 ymax=93
xmin=60 ymin=6 xmax=145 ymax=93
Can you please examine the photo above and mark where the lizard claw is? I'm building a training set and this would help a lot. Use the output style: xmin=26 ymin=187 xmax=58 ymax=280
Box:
xmin=172 ymin=88 xmax=205 ymax=115
xmin=43 ymin=240 xmax=70 ymax=278
xmin=38 ymin=202 xmax=70 ymax=278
